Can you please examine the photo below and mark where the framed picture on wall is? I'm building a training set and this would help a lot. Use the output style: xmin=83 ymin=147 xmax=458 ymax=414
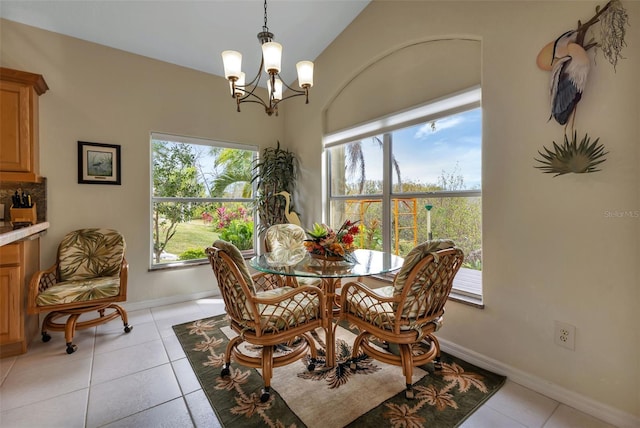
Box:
xmin=77 ymin=141 xmax=121 ymax=185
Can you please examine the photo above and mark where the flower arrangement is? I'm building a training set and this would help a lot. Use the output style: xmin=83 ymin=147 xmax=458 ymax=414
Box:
xmin=304 ymin=220 xmax=360 ymax=260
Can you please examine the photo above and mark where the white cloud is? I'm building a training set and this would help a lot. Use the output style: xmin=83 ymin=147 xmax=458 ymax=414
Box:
xmin=414 ymin=116 xmax=465 ymax=139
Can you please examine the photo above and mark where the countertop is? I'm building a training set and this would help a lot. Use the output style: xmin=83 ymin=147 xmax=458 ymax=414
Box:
xmin=0 ymin=222 xmax=50 ymax=246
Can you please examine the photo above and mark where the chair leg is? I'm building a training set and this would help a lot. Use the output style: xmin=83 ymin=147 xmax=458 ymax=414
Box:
xmin=221 ymin=336 xmax=242 ymax=377
xmin=260 ymin=346 xmax=274 ymax=402
xmin=65 ymin=314 xmax=80 ymax=354
xmin=111 ymin=304 xmax=133 ymax=333
xmin=399 ymin=344 xmax=415 ymax=399
xmin=349 ymin=331 xmax=369 ymax=370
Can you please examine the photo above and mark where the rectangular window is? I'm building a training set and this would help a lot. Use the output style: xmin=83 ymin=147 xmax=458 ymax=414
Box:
xmin=150 ymin=133 xmax=257 ymax=268
xmin=325 ymin=88 xmax=482 ymax=300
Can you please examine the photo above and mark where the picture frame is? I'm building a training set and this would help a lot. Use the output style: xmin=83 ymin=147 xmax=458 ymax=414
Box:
xmin=77 ymin=141 xmax=121 ymax=185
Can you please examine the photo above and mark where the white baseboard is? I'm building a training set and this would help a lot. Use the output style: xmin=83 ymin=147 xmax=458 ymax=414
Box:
xmin=439 ymin=338 xmax=640 ymax=428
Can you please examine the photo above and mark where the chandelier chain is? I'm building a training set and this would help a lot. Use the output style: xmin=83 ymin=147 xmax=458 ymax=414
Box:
xmin=263 ymin=0 xmax=269 ymax=32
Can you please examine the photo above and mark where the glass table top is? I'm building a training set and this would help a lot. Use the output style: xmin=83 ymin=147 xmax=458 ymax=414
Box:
xmin=249 ymin=249 xmax=404 ymax=279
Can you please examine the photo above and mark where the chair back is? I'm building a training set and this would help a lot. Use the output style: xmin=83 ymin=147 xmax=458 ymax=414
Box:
xmin=264 ymin=223 xmax=307 ymax=252
xmin=207 ymin=240 xmax=256 ymax=322
xmin=264 ymin=223 xmax=308 ymax=266
xmin=57 ymin=228 xmax=126 ymax=282
xmin=392 ymin=240 xmax=464 ymax=320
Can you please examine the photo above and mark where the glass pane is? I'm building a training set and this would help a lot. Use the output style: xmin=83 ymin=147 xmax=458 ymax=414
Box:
xmin=152 ymin=139 xmax=254 ymax=199
xmin=330 ymin=199 xmax=383 ymax=251
xmin=328 ymin=135 xmax=384 ymax=196
xmin=390 ymin=196 xmax=482 ymax=271
xmin=152 ymin=201 xmax=254 ymax=265
xmin=391 ymin=108 xmax=481 ymax=193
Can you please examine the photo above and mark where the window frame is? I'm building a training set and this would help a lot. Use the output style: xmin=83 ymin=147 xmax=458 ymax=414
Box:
xmin=323 ymin=87 xmax=483 ymax=301
xmin=149 ymin=132 xmax=258 ymax=270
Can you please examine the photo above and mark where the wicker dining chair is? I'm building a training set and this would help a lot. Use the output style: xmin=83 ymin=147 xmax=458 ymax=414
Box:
xmin=28 ymin=228 xmax=132 ymax=354
xmin=340 ymin=240 xmax=464 ymax=399
xmin=206 ymin=240 xmax=327 ymax=402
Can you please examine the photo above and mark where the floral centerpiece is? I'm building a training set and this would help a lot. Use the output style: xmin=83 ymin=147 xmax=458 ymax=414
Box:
xmin=304 ymin=220 xmax=360 ymax=261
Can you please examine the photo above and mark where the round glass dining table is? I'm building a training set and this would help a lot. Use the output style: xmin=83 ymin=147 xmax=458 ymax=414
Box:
xmin=249 ymin=249 xmax=404 ymax=367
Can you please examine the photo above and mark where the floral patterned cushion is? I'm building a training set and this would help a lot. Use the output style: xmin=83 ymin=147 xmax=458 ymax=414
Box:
xmin=265 ymin=224 xmax=308 ymax=266
xmin=36 ymin=276 xmax=121 ymax=307
xmin=58 ymin=229 xmax=125 ymax=282
xmin=252 ymin=287 xmax=321 ymax=333
xmin=214 ymin=240 xmax=254 ymax=292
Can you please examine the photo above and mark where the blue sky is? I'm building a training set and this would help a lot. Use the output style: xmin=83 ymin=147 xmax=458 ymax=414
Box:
xmin=355 ymin=108 xmax=482 ymax=190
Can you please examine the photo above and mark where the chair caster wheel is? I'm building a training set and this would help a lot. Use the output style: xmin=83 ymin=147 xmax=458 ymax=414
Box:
xmin=221 ymin=365 xmax=230 ymax=377
xmin=42 ymin=332 xmax=51 ymax=342
xmin=124 ymin=325 xmax=132 ymax=333
xmin=307 ymin=363 xmax=315 ymax=371
xmin=260 ymin=388 xmax=270 ymax=403
xmin=66 ymin=344 xmax=77 ymax=354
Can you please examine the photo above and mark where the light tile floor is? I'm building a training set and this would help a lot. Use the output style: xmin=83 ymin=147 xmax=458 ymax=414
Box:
xmin=0 ymin=299 xmax=616 ymax=428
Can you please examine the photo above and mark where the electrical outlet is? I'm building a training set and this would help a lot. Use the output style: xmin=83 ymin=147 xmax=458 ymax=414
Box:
xmin=554 ymin=321 xmax=576 ymax=350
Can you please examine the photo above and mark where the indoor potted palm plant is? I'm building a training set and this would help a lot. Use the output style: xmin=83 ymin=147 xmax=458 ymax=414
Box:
xmin=251 ymin=141 xmax=299 ymax=237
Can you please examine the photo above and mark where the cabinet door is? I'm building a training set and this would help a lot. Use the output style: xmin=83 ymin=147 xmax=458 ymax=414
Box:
xmin=0 ymin=265 xmax=23 ymax=344
xmin=0 ymin=81 xmax=33 ymax=174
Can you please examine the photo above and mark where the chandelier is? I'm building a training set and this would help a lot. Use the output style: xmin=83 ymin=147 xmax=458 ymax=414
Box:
xmin=221 ymin=0 xmax=314 ymax=116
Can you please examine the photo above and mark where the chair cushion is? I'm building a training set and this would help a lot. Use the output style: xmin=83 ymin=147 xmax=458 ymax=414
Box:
xmin=36 ymin=276 xmax=121 ymax=306
xmin=265 ymin=224 xmax=308 ymax=266
xmin=393 ymin=239 xmax=456 ymax=295
xmin=58 ymin=229 xmax=125 ymax=282
xmin=346 ymin=285 xmax=441 ymax=332
xmin=214 ymin=239 xmax=254 ymax=291
xmin=345 ymin=285 xmax=395 ymax=329
xmin=249 ymin=287 xmax=321 ymax=333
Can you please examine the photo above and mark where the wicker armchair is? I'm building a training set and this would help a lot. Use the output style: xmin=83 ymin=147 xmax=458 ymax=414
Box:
xmin=27 ymin=228 xmax=132 ymax=354
xmin=340 ymin=240 xmax=464 ymax=399
xmin=207 ymin=240 xmax=327 ymax=402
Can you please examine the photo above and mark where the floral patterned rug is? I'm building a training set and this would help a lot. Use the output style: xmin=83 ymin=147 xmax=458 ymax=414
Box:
xmin=173 ymin=314 xmax=506 ymax=428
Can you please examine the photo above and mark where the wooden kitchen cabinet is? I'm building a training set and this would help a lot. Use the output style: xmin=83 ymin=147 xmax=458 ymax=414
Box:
xmin=0 ymin=67 xmax=49 ymax=183
xmin=0 ymin=238 xmax=40 ymax=357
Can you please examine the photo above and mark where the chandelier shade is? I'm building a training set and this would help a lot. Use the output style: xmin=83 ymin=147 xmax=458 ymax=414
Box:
xmin=221 ymin=0 xmax=313 ymax=116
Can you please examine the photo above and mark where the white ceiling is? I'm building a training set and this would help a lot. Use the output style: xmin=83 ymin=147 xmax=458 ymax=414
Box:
xmin=0 ymin=0 xmax=370 ymax=85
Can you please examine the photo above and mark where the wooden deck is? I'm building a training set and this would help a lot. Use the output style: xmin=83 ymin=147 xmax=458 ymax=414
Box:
xmin=452 ymin=267 xmax=482 ymax=297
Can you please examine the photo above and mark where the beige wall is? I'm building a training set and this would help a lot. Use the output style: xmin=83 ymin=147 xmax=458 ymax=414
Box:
xmin=1 ymin=0 xmax=639 ymax=421
xmin=0 ymin=18 xmax=284 ymax=303
xmin=285 ymin=0 xmax=639 ymax=421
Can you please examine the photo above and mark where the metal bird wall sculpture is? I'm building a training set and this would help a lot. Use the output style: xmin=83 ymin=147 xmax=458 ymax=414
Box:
xmin=534 ymin=0 xmax=628 ymax=176
xmin=549 ymin=30 xmax=590 ymax=127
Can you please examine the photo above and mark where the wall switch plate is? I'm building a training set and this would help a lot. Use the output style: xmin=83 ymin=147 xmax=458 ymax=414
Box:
xmin=554 ymin=321 xmax=576 ymax=350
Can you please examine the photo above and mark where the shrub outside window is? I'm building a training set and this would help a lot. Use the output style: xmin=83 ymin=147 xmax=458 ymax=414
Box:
xmin=150 ymin=133 xmax=257 ymax=268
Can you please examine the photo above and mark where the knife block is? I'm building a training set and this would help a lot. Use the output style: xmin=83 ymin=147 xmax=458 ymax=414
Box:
xmin=10 ymin=203 xmax=37 ymax=224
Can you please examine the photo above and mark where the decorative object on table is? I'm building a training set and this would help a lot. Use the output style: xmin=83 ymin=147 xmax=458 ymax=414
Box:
xmin=534 ymin=131 xmax=608 ymax=176
xmin=251 ymin=141 xmax=298 ymax=236
xmin=220 ymin=0 xmax=313 ymax=117
xmin=304 ymin=220 xmax=360 ymax=262
xmin=172 ymin=313 xmax=506 ymax=428
xmin=28 ymin=228 xmax=132 ymax=354
xmin=341 ymin=240 xmax=465 ymax=399
xmin=205 ymin=240 xmax=326 ymax=403
xmin=77 ymin=141 xmax=121 ymax=185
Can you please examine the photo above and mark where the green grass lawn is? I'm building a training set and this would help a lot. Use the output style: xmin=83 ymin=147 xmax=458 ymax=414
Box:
xmin=163 ymin=220 xmax=219 ymax=258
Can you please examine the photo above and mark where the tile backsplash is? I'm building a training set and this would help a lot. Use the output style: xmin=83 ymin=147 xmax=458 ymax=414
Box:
xmin=0 ymin=179 xmax=47 ymax=223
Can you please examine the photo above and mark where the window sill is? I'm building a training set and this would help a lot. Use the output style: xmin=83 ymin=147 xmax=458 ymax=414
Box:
xmin=369 ymin=267 xmax=484 ymax=309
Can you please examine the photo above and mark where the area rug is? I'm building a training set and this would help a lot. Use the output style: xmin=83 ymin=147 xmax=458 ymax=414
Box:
xmin=173 ymin=314 xmax=506 ymax=427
